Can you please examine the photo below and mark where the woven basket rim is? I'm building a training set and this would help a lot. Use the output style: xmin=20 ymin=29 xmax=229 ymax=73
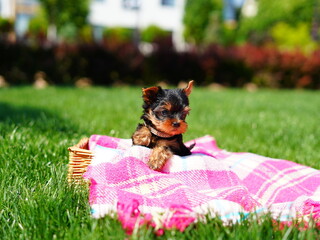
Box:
xmin=68 ymin=137 xmax=92 ymax=184
xmin=69 ymin=137 xmax=89 ymax=150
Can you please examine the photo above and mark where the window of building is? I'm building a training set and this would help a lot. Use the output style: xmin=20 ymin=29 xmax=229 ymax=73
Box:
xmin=122 ymin=0 xmax=140 ymax=10
xmin=161 ymin=0 xmax=175 ymax=7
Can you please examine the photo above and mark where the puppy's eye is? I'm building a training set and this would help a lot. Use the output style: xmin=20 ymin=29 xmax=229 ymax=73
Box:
xmin=161 ymin=110 xmax=169 ymax=116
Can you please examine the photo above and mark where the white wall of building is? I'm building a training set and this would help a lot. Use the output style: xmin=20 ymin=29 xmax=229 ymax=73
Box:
xmin=0 ymin=0 xmax=14 ymax=18
xmin=89 ymin=0 xmax=186 ymax=49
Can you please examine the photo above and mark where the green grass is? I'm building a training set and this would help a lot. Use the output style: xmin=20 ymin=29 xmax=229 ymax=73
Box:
xmin=0 ymin=86 xmax=319 ymax=239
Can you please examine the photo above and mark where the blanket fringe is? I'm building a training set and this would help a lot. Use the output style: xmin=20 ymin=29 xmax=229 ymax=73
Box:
xmin=303 ymin=200 xmax=320 ymax=227
xmin=68 ymin=137 xmax=93 ymax=184
xmin=117 ymin=200 xmax=197 ymax=235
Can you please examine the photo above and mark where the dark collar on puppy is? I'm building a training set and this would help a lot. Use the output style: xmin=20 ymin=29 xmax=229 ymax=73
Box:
xmin=144 ymin=124 xmax=175 ymax=139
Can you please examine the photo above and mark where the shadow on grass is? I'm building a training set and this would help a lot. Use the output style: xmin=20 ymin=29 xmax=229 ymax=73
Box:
xmin=0 ymin=102 xmax=86 ymax=138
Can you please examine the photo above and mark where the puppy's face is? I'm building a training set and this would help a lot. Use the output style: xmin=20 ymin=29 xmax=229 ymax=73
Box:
xmin=142 ymin=81 xmax=193 ymax=136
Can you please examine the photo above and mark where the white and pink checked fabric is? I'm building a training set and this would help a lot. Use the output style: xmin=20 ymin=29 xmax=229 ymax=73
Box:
xmin=83 ymin=135 xmax=320 ymax=233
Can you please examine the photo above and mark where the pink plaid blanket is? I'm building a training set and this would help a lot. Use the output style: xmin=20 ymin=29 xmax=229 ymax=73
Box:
xmin=83 ymin=135 xmax=320 ymax=234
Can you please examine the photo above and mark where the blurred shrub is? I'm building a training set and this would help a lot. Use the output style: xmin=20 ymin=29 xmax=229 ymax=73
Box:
xmin=0 ymin=17 xmax=14 ymax=33
xmin=0 ymin=41 xmax=56 ymax=84
xmin=51 ymin=41 xmax=143 ymax=85
xmin=143 ymin=45 xmax=203 ymax=85
xmin=79 ymin=25 xmax=94 ymax=43
xmin=0 ymin=38 xmax=319 ymax=89
xmin=235 ymin=44 xmax=320 ymax=88
xmin=103 ymin=27 xmax=133 ymax=43
xmin=140 ymin=25 xmax=170 ymax=43
xmin=200 ymin=45 xmax=253 ymax=86
xmin=270 ymin=22 xmax=317 ymax=53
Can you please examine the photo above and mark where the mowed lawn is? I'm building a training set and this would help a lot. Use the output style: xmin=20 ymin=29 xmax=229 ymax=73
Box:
xmin=0 ymin=86 xmax=319 ymax=239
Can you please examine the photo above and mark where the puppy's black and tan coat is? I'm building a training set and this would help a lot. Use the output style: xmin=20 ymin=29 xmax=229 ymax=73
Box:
xmin=132 ymin=81 xmax=194 ymax=170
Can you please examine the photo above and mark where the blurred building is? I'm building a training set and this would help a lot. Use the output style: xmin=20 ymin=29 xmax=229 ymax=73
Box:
xmin=90 ymin=0 xmax=186 ymax=49
xmin=0 ymin=0 xmax=38 ymax=37
xmin=0 ymin=0 xmax=186 ymax=48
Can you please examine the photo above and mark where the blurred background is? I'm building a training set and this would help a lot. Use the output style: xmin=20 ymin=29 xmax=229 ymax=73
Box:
xmin=0 ymin=0 xmax=319 ymax=89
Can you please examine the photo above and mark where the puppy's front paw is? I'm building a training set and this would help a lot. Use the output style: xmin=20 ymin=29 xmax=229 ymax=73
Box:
xmin=148 ymin=147 xmax=173 ymax=171
xmin=132 ymin=125 xmax=151 ymax=147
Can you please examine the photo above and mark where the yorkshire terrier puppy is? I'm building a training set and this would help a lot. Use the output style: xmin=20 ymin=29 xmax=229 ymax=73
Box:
xmin=132 ymin=80 xmax=194 ymax=170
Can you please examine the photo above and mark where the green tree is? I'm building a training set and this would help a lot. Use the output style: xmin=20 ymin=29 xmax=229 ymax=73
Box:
xmin=37 ymin=0 xmax=89 ymax=41
xmin=183 ymin=0 xmax=218 ymax=45
xmin=28 ymin=7 xmax=48 ymax=36
xmin=238 ymin=0 xmax=315 ymax=43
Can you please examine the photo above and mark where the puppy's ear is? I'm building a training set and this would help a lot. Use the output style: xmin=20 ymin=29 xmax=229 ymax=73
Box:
xmin=142 ymin=86 xmax=160 ymax=104
xmin=183 ymin=80 xmax=194 ymax=96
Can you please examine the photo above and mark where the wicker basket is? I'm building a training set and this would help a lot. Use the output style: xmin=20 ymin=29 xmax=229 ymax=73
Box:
xmin=67 ymin=138 xmax=93 ymax=184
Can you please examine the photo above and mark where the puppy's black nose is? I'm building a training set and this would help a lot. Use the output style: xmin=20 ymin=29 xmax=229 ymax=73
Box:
xmin=172 ymin=122 xmax=180 ymax=128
